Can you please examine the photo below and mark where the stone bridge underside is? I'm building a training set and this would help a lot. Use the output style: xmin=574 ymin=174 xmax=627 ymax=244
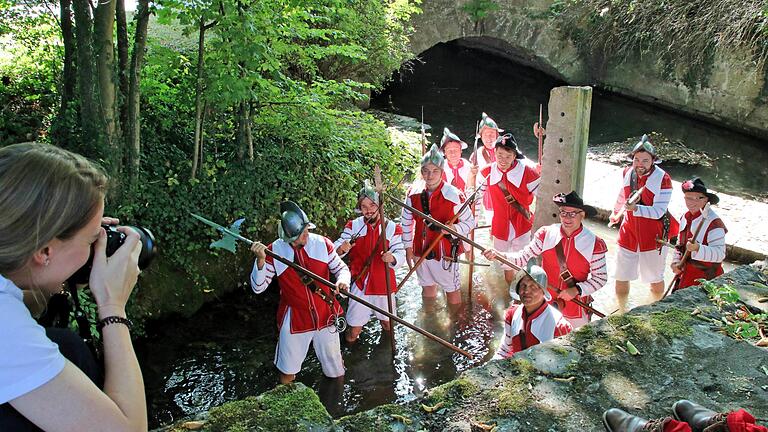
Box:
xmin=409 ymin=0 xmax=768 ymax=140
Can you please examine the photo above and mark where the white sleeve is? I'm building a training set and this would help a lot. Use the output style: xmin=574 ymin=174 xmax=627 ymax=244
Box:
xmin=576 ymin=250 xmax=608 ymax=296
xmin=333 ymin=223 xmax=355 ymax=258
xmin=493 ymin=320 xmax=515 ymax=360
xmin=328 ymin=248 xmax=351 ymax=286
xmin=506 ymin=228 xmax=544 ymax=269
xmin=453 ymin=198 xmax=475 ymax=238
xmin=633 ymin=187 xmax=671 ymax=219
xmin=401 ymin=195 xmax=414 ymax=248
xmin=250 ymin=257 xmax=275 ymax=294
xmin=0 ymin=294 xmax=66 ymax=404
xmin=388 ymin=226 xmax=406 ymax=269
xmin=692 ymin=228 xmax=726 ymax=263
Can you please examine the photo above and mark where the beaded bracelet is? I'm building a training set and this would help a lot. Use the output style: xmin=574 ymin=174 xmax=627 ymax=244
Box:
xmin=96 ymin=316 xmax=133 ymax=331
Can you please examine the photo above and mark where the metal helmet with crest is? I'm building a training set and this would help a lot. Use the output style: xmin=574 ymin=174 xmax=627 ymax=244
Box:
xmin=629 ymin=134 xmax=658 ymax=160
xmin=440 ymin=127 xmax=468 ymax=150
xmin=421 ymin=143 xmax=445 ymax=168
xmin=357 ymin=179 xmax=379 ymax=208
xmin=278 ymin=200 xmax=316 ymax=243
xmin=509 ymin=259 xmax=551 ymax=302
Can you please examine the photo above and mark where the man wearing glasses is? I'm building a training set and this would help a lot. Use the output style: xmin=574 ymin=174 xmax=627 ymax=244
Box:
xmin=670 ymin=177 xmax=727 ymax=290
xmin=483 ymin=191 xmax=608 ymax=328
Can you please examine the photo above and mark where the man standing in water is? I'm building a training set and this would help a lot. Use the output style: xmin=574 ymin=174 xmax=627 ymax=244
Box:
xmin=483 ymin=191 xmax=608 ymax=328
xmin=469 ymin=112 xmax=502 ymax=221
xmin=440 ymin=127 xmax=471 ymax=193
xmin=494 ymin=261 xmax=573 ymax=359
xmin=478 ymin=133 xmax=541 ymax=283
xmin=609 ymin=135 xmax=677 ymax=305
xmin=250 ymin=201 xmax=350 ymax=384
xmin=335 ymin=181 xmax=405 ymax=343
xmin=402 ymin=144 xmax=475 ymax=306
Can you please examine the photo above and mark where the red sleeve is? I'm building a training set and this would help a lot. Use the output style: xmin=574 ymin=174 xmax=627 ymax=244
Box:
xmin=344 ymin=220 xmax=353 ymax=230
xmin=593 ymin=237 xmax=608 ymax=255
xmin=661 ymin=172 xmax=673 ymax=189
xmin=265 ymin=243 xmax=275 ymax=265
xmin=535 ymin=226 xmax=547 ymax=243
xmin=324 ymin=237 xmax=335 ymax=254
xmin=394 ymin=224 xmax=403 ymax=235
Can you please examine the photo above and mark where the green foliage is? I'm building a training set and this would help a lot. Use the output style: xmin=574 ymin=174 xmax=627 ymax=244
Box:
xmin=549 ymin=0 xmax=768 ymax=87
xmin=700 ymin=279 xmax=741 ymax=305
xmin=0 ymin=5 xmax=61 ymax=145
xmin=649 ymin=309 xmax=693 ymax=340
xmin=462 ymin=0 xmax=499 ymax=22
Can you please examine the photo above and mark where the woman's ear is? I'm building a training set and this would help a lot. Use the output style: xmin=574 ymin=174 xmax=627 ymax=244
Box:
xmin=31 ymin=245 xmax=52 ymax=267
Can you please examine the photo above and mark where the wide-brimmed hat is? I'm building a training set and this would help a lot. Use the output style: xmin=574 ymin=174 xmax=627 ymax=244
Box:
xmin=478 ymin=112 xmax=503 ymax=133
xmin=278 ymin=201 xmax=316 ymax=243
xmin=421 ymin=143 xmax=445 ymax=168
xmin=494 ymin=133 xmax=524 ymax=159
xmin=509 ymin=260 xmax=551 ymax=302
xmin=628 ymin=134 xmax=660 ymax=162
xmin=553 ymin=191 xmax=597 ymax=218
xmin=681 ymin=177 xmax=719 ymax=205
xmin=440 ymin=127 xmax=468 ymax=150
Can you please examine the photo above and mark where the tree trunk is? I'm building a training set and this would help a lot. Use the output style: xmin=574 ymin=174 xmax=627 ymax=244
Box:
xmin=115 ymin=0 xmax=129 ymax=143
xmin=93 ymin=0 xmax=118 ymax=171
xmin=236 ymin=101 xmax=248 ymax=161
xmin=54 ymin=0 xmax=76 ymax=147
xmin=72 ymin=0 xmax=101 ymax=154
xmin=125 ymin=0 xmax=150 ymax=184
xmin=191 ymin=18 xmax=207 ymax=179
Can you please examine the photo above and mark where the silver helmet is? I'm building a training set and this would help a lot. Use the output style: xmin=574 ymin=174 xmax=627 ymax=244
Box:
xmin=421 ymin=143 xmax=445 ymax=168
xmin=357 ymin=179 xmax=379 ymax=208
xmin=509 ymin=259 xmax=551 ymax=302
xmin=278 ymin=200 xmax=316 ymax=243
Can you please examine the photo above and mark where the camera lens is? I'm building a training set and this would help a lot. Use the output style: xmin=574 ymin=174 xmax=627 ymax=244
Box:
xmin=68 ymin=224 xmax=158 ymax=284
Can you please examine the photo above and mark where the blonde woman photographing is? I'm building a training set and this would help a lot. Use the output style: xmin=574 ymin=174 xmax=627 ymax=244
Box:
xmin=0 ymin=143 xmax=146 ymax=431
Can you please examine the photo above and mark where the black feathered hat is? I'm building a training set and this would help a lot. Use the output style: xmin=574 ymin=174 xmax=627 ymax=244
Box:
xmin=681 ymin=177 xmax=719 ymax=205
xmin=552 ymin=191 xmax=597 ymax=218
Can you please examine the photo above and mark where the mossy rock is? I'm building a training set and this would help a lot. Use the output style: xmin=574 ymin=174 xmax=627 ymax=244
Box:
xmin=200 ymin=383 xmax=333 ymax=432
xmin=336 ymin=403 xmax=416 ymax=432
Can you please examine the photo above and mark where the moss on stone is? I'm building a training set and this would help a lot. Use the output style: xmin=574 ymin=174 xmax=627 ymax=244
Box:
xmin=483 ymin=359 xmax=537 ymax=415
xmin=335 ymin=403 xmax=411 ymax=432
xmin=425 ymin=376 xmax=480 ymax=406
xmin=203 ymin=383 xmax=333 ymax=432
xmin=649 ymin=309 xmax=694 ymax=340
xmin=551 ymin=345 xmax=570 ymax=356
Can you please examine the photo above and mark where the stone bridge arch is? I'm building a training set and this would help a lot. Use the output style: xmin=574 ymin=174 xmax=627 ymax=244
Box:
xmin=406 ymin=0 xmax=768 ymax=139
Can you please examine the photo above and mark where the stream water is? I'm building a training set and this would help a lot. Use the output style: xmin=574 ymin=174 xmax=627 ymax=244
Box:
xmin=140 ymin=39 xmax=757 ymax=428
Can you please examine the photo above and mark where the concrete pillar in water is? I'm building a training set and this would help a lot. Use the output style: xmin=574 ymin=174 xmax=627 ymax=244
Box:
xmin=534 ymin=86 xmax=592 ymax=233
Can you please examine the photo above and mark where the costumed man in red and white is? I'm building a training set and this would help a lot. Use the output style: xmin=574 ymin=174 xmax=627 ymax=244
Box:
xmin=402 ymin=144 xmax=475 ymax=306
xmin=250 ymin=201 xmax=350 ymax=384
xmin=478 ymin=132 xmax=541 ymax=283
xmin=484 ymin=191 xmax=608 ymax=328
xmin=440 ymin=127 xmax=471 ymax=193
xmin=469 ymin=113 xmax=501 ymax=223
xmin=609 ymin=134 xmax=678 ymax=303
xmin=493 ymin=261 xmax=573 ymax=359
xmin=334 ymin=181 xmax=405 ymax=343
xmin=670 ymin=177 xmax=727 ymax=290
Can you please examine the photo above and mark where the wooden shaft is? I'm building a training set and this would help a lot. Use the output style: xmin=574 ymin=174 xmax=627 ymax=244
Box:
xmin=377 ymin=190 xmax=396 ymax=356
xmin=395 ymin=185 xmax=481 ymax=291
xmin=663 ymin=204 xmax=711 ymax=298
xmin=265 ymin=247 xmax=473 ymax=359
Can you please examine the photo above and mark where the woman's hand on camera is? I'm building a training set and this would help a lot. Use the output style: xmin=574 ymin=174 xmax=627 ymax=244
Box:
xmin=89 ymin=226 xmax=141 ymax=319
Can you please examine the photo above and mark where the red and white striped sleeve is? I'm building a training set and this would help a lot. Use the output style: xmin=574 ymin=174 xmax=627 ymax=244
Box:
xmin=506 ymin=227 xmax=546 ymax=268
xmin=250 ymin=244 xmax=276 ymax=294
xmin=325 ymin=237 xmax=351 ymax=286
xmin=577 ymin=238 xmax=608 ymax=296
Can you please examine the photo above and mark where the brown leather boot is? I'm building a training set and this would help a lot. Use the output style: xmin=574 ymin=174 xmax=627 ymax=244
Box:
xmin=672 ymin=400 xmax=729 ymax=432
xmin=603 ymin=408 xmax=676 ymax=432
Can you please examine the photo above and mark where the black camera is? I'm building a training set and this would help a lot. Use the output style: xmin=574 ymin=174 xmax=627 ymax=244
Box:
xmin=69 ymin=224 xmax=157 ymax=284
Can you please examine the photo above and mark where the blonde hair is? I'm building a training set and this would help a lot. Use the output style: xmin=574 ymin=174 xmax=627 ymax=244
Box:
xmin=0 ymin=143 xmax=108 ymax=274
